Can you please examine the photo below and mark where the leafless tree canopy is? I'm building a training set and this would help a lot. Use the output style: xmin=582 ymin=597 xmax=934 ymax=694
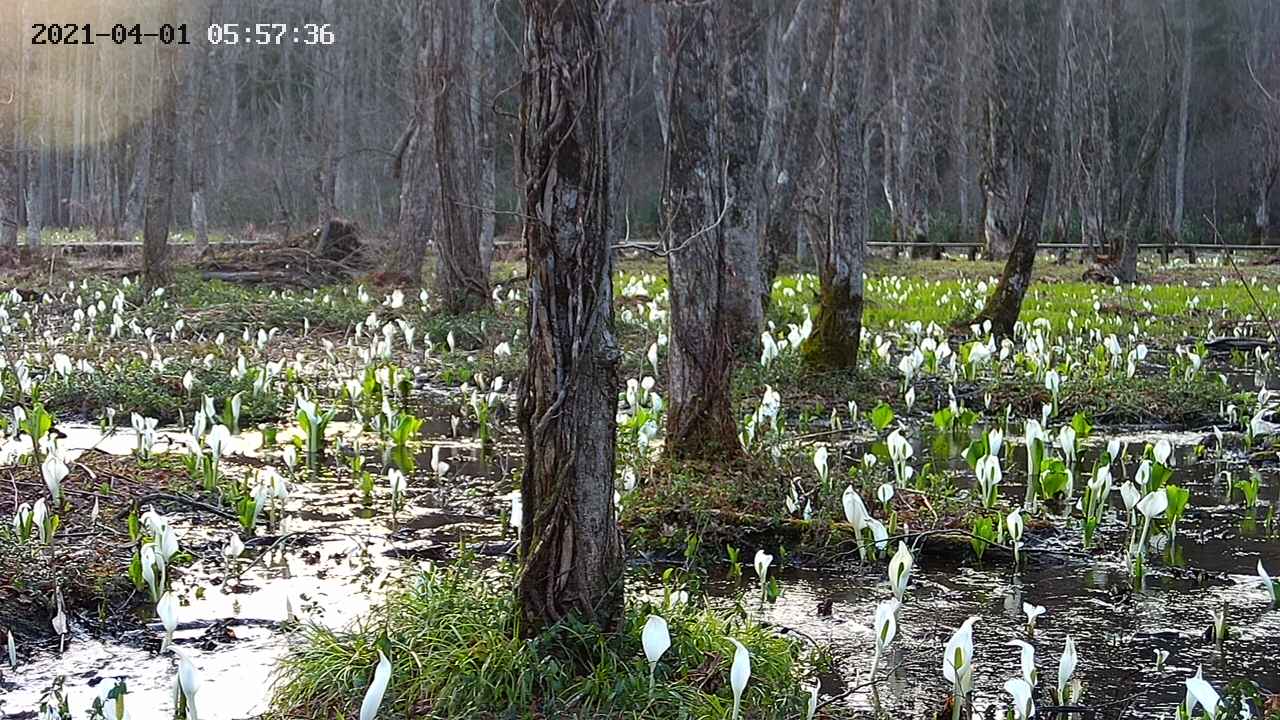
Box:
xmin=0 ymin=0 xmax=1274 ymax=261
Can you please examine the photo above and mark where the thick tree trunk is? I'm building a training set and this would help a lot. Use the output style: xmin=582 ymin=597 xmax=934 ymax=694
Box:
xmin=661 ymin=0 xmax=740 ymax=459
xmin=719 ymin=1 xmax=766 ymax=357
xmin=142 ymin=0 xmax=179 ymax=291
xmin=389 ymin=5 xmax=436 ymax=282
xmin=432 ymin=4 xmax=490 ymax=313
xmin=802 ymin=0 xmax=865 ymax=370
xmin=516 ymin=0 xmax=624 ymax=639
xmin=973 ymin=0 xmax=1062 ymax=337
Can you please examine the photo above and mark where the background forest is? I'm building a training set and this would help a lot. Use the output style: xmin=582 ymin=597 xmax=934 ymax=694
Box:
xmin=1 ymin=0 xmax=1278 ymax=271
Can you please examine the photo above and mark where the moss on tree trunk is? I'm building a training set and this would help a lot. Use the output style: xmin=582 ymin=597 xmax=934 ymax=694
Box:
xmin=802 ymin=280 xmax=863 ymax=369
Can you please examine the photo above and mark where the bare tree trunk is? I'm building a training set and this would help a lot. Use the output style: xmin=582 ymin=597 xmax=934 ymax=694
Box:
xmin=605 ymin=0 xmax=636 ymax=244
xmin=189 ymin=21 xmax=211 ymax=254
xmin=954 ymin=0 xmax=977 ymax=233
xmin=761 ymin=0 xmax=822 ymax=307
xmin=123 ymin=131 xmax=148 ymax=242
xmin=884 ymin=0 xmax=931 ymax=258
xmin=472 ymin=0 xmax=496 ymax=275
xmin=1117 ymin=82 xmax=1174 ymax=282
xmin=1171 ymin=0 xmax=1192 ymax=238
xmin=802 ymin=0 xmax=865 ymax=370
xmin=973 ymin=0 xmax=1062 ymax=337
xmin=0 ymin=67 xmax=15 ymax=246
xmin=143 ymin=0 xmax=179 ymax=291
xmin=516 ymin=0 xmax=623 ymax=639
xmin=980 ymin=96 xmax=1013 ymax=261
xmin=19 ymin=0 xmax=42 ymax=249
xmin=388 ymin=4 xmax=436 ymax=282
xmin=651 ymin=5 xmax=671 ymax=146
xmin=661 ymin=0 xmax=740 ymax=459
xmin=315 ymin=0 xmax=341 ymax=232
xmin=432 ymin=4 xmax=490 ymax=313
xmin=719 ymin=0 xmax=766 ymax=356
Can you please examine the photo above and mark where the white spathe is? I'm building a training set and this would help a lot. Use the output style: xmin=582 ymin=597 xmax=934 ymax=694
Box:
xmin=888 ymin=541 xmax=913 ymax=602
xmin=359 ymin=650 xmax=392 ymax=720
xmin=642 ymin=614 xmax=671 ymax=682
xmin=728 ymin=638 xmax=751 ymax=720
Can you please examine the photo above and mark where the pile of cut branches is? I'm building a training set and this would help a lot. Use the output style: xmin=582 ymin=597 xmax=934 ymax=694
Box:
xmin=198 ymin=219 xmax=369 ymax=287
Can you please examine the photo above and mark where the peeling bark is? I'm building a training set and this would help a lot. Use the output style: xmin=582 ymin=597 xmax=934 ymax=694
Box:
xmin=516 ymin=0 xmax=624 ymax=639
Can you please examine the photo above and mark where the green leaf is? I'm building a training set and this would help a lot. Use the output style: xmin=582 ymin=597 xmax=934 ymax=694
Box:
xmin=870 ymin=403 xmax=895 ymax=432
xmin=1071 ymin=412 xmax=1092 ymax=440
xmin=963 ymin=439 xmax=987 ymax=470
xmin=1038 ymin=458 xmax=1069 ymax=500
xmin=1165 ymin=485 xmax=1190 ymax=522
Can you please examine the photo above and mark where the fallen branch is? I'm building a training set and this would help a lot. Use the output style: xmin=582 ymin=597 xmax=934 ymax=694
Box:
xmin=121 ymin=492 xmax=240 ymax=522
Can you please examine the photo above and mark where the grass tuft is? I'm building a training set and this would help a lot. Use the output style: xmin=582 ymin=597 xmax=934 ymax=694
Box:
xmin=271 ymin=561 xmax=811 ymax=719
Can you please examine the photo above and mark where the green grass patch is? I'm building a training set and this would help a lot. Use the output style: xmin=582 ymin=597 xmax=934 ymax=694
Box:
xmin=271 ymin=561 xmax=813 ymax=719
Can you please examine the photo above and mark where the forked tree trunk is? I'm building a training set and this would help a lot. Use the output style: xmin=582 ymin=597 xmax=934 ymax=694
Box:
xmin=802 ymin=0 xmax=865 ymax=370
xmin=661 ymin=0 xmax=740 ymax=458
xmin=1116 ymin=93 xmax=1173 ymax=282
xmin=973 ymin=0 xmax=1061 ymax=337
xmin=142 ymin=1 xmax=179 ymax=292
xmin=516 ymin=0 xmax=623 ymax=639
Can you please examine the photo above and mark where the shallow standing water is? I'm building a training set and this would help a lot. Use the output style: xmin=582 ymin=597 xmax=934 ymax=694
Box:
xmin=3 ymin=415 xmax=1278 ymax=718
xmin=706 ymin=431 xmax=1280 ymax=718
xmin=1 ymin=413 xmax=514 ymax=719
